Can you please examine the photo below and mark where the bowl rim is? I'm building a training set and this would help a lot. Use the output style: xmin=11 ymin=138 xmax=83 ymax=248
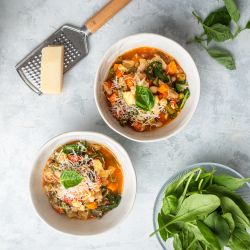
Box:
xmin=152 ymin=162 xmax=250 ymax=249
xmin=29 ymin=131 xmax=137 ymax=236
xmin=94 ymin=33 xmax=200 ymax=143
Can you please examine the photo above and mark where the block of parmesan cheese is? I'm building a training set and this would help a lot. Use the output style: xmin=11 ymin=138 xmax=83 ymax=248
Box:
xmin=40 ymin=46 xmax=64 ymax=94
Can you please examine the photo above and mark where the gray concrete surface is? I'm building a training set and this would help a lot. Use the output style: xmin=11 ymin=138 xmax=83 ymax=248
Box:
xmin=0 ymin=0 xmax=250 ymax=249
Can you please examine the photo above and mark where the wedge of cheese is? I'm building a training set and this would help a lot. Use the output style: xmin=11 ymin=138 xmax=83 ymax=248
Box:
xmin=40 ymin=46 xmax=64 ymax=94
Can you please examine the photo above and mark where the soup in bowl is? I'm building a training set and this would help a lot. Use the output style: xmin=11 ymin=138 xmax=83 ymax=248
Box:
xmin=30 ymin=132 xmax=136 ymax=235
xmin=94 ymin=33 xmax=200 ymax=142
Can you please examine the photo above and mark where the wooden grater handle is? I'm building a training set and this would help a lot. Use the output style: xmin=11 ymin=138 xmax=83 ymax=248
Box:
xmin=85 ymin=0 xmax=131 ymax=34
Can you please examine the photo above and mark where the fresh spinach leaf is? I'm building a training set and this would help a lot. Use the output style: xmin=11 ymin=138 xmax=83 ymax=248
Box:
xmin=167 ymin=194 xmax=220 ymax=226
xmin=203 ymin=23 xmax=233 ymax=42
xmin=181 ymin=226 xmax=203 ymax=250
xmin=162 ymin=195 xmax=178 ymax=215
xmin=207 ymin=184 xmax=250 ymax=219
xmin=220 ymin=196 xmax=250 ymax=228
xmin=204 ymin=7 xmax=231 ymax=27
xmin=96 ymin=193 xmax=121 ymax=213
xmin=135 ymin=85 xmax=155 ymax=111
xmin=173 ymin=234 xmax=183 ymax=250
xmin=196 ymin=221 xmax=221 ymax=250
xmin=222 ymin=213 xmax=235 ymax=233
xmin=157 ymin=213 xmax=169 ymax=241
xmin=204 ymin=211 xmax=231 ymax=246
xmin=223 ymin=0 xmax=240 ymax=23
xmin=228 ymin=227 xmax=250 ymax=250
xmin=206 ymin=48 xmax=236 ymax=70
xmin=177 ymin=172 xmax=195 ymax=209
xmin=165 ymin=168 xmax=201 ymax=197
xmin=213 ymin=174 xmax=250 ymax=190
xmin=60 ymin=170 xmax=83 ymax=189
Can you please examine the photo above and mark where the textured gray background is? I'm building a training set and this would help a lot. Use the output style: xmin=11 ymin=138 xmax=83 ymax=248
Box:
xmin=1 ymin=0 xmax=250 ymax=249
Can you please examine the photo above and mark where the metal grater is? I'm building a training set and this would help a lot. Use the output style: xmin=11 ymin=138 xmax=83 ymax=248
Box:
xmin=16 ymin=25 xmax=89 ymax=95
xmin=16 ymin=0 xmax=131 ymax=95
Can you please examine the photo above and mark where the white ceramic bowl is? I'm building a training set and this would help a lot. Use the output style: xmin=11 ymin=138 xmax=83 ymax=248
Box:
xmin=94 ymin=33 xmax=200 ymax=142
xmin=30 ymin=131 xmax=136 ymax=235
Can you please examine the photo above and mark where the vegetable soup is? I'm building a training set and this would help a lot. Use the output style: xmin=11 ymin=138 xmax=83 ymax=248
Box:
xmin=102 ymin=47 xmax=190 ymax=132
xmin=43 ymin=141 xmax=123 ymax=220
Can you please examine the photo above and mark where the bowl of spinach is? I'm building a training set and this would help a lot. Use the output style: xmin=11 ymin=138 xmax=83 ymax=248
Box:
xmin=152 ymin=162 xmax=250 ymax=250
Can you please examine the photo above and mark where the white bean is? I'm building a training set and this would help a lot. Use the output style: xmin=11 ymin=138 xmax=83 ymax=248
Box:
xmin=150 ymin=86 xmax=158 ymax=94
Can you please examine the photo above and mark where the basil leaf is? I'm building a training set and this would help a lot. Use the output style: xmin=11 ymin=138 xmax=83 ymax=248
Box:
xmin=167 ymin=194 xmax=220 ymax=225
xmin=203 ymin=23 xmax=233 ymax=42
xmin=213 ymin=174 xmax=250 ymax=190
xmin=196 ymin=221 xmax=221 ymax=250
xmin=223 ymin=0 xmax=240 ymax=23
xmin=228 ymin=228 xmax=250 ymax=250
xmin=162 ymin=195 xmax=178 ymax=215
xmin=135 ymin=85 xmax=155 ymax=111
xmin=207 ymin=48 xmax=236 ymax=70
xmin=204 ymin=7 xmax=231 ymax=27
xmin=220 ymin=196 xmax=250 ymax=228
xmin=60 ymin=170 xmax=83 ymax=189
xmin=204 ymin=211 xmax=231 ymax=246
xmin=245 ymin=20 xmax=250 ymax=29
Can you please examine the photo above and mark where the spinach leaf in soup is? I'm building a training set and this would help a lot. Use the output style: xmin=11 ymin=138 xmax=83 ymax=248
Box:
xmin=145 ymin=61 xmax=169 ymax=83
xmin=179 ymin=89 xmax=190 ymax=109
xmin=62 ymin=141 xmax=88 ymax=154
xmin=135 ymin=85 xmax=155 ymax=111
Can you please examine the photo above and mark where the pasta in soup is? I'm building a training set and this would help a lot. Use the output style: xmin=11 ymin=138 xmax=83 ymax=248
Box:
xmin=43 ymin=141 xmax=123 ymax=220
xmin=103 ymin=47 xmax=190 ymax=132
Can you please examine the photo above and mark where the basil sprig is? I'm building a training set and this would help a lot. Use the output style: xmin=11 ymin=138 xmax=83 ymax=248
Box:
xmin=60 ymin=170 xmax=83 ymax=189
xmin=191 ymin=0 xmax=250 ymax=70
xmin=135 ymin=85 xmax=155 ymax=111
